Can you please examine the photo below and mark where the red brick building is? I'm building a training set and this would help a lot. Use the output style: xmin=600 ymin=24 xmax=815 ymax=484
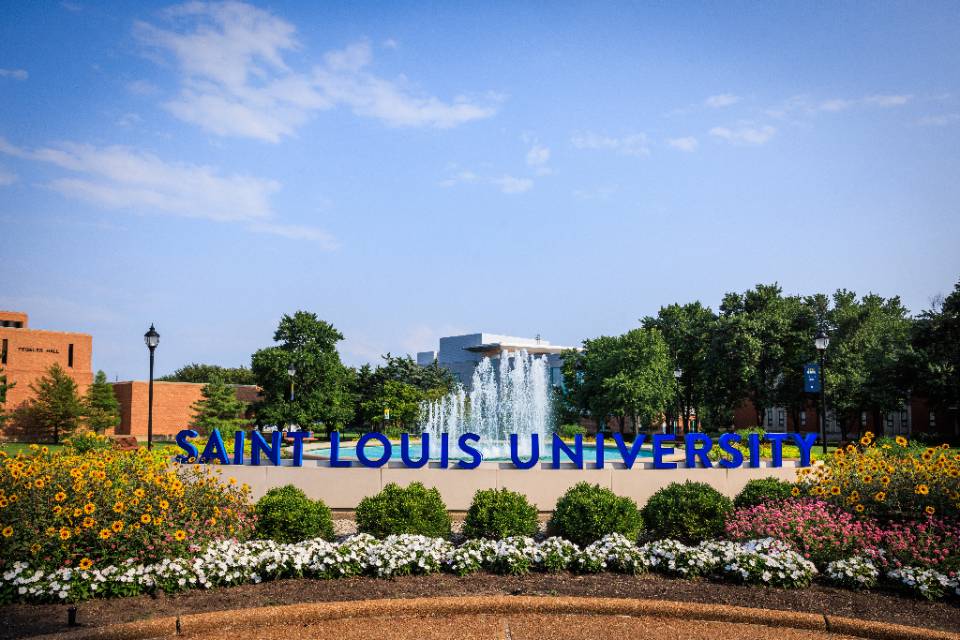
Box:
xmin=0 ymin=311 xmax=93 ymax=428
xmin=111 ymin=381 xmax=259 ymax=439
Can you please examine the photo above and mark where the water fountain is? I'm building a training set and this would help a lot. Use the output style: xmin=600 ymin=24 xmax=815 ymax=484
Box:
xmin=419 ymin=349 xmax=552 ymax=460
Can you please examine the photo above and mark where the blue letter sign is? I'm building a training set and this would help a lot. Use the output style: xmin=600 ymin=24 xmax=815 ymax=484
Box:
xmin=804 ymin=363 xmax=821 ymax=393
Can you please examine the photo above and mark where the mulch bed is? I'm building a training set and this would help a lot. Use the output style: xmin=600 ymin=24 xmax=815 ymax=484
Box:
xmin=2 ymin=573 xmax=958 ymax=639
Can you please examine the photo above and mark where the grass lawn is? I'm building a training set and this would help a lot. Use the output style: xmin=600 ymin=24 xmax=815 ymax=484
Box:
xmin=0 ymin=441 xmax=179 ymax=455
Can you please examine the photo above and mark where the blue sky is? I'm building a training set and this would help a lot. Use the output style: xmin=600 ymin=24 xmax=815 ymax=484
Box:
xmin=1 ymin=1 xmax=958 ymax=381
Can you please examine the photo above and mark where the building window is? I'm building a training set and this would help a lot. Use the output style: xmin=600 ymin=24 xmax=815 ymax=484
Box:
xmin=860 ymin=411 xmax=867 ymax=426
xmin=929 ymin=411 xmax=936 ymax=428
xmin=68 ymin=344 xmax=74 ymax=368
xmin=900 ymin=409 xmax=908 ymax=424
xmin=886 ymin=413 xmax=893 ymax=430
xmin=778 ymin=410 xmax=785 ymax=427
xmin=766 ymin=410 xmax=772 ymax=427
xmin=1 ymin=338 xmax=6 ymax=365
xmin=800 ymin=412 xmax=807 ymax=427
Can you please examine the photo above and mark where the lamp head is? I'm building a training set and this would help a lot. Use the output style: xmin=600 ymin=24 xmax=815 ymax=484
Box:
xmin=144 ymin=324 xmax=160 ymax=350
xmin=815 ymin=329 xmax=830 ymax=352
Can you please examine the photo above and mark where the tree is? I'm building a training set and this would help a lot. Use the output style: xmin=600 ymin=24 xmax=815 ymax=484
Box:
xmin=159 ymin=363 xmax=256 ymax=385
xmin=251 ymin=311 xmax=355 ymax=434
xmin=29 ymin=364 xmax=84 ymax=443
xmin=642 ymin=302 xmax=716 ymax=432
xmin=911 ymin=279 xmax=960 ymax=420
xmin=0 ymin=367 xmax=14 ymax=431
xmin=352 ymin=353 xmax=457 ymax=430
xmin=83 ymin=370 xmax=120 ymax=433
xmin=361 ymin=379 xmax=424 ymax=432
xmin=190 ymin=377 xmax=247 ymax=436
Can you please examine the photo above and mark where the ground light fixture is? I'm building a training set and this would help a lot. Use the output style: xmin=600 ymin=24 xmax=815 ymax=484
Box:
xmin=144 ymin=324 xmax=159 ymax=450
xmin=814 ymin=329 xmax=830 ymax=455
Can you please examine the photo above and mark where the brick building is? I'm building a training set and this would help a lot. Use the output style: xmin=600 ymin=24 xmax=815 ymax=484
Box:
xmin=111 ymin=381 xmax=260 ymax=439
xmin=0 ymin=310 xmax=93 ymax=419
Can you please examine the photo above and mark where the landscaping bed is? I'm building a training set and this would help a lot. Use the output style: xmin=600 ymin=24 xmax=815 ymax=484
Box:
xmin=2 ymin=571 xmax=959 ymax=639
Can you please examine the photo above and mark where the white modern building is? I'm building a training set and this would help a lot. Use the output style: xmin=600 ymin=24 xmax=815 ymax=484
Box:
xmin=417 ymin=332 xmax=576 ymax=390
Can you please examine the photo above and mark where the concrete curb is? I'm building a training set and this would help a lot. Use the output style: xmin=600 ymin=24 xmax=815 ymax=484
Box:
xmin=25 ymin=595 xmax=960 ymax=640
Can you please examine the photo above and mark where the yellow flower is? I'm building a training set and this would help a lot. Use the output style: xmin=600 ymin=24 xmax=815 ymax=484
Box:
xmin=54 ymin=492 xmax=67 ymax=502
xmin=855 ymin=504 xmax=865 ymax=513
xmin=113 ymin=501 xmax=124 ymax=513
xmin=925 ymin=506 xmax=936 ymax=516
xmin=140 ymin=513 xmax=152 ymax=524
xmin=98 ymin=529 xmax=111 ymax=540
xmin=874 ymin=491 xmax=886 ymax=501
xmin=111 ymin=520 xmax=124 ymax=533
xmin=133 ymin=488 xmax=145 ymax=498
xmin=29 ymin=543 xmax=40 ymax=553
xmin=174 ymin=529 xmax=187 ymax=541
xmin=52 ymin=505 xmax=63 ymax=516
xmin=34 ymin=479 xmax=45 ymax=489
xmin=159 ymin=499 xmax=169 ymax=510
xmin=916 ymin=484 xmax=930 ymax=496
xmin=59 ymin=527 xmax=71 ymax=540
xmin=790 ymin=487 xmax=800 ymax=497
xmin=830 ymin=486 xmax=841 ymax=496
xmin=83 ymin=503 xmax=96 ymax=515
xmin=895 ymin=436 xmax=908 ymax=447
xmin=1 ymin=526 xmax=12 ymax=538
xmin=78 ymin=558 xmax=93 ymax=570
xmin=82 ymin=517 xmax=95 ymax=528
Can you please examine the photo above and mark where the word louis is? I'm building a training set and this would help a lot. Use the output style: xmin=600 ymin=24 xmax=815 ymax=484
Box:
xmin=176 ymin=430 xmax=819 ymax=470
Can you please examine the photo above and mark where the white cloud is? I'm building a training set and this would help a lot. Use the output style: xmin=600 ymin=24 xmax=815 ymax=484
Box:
xmin=917 ymin=113 xmax=960 ymax=126
xmin=0 ymin=137 xmax=334 ymax=244
xmin=136 ymin=2 xmax=498 ymax=142
xmin=813 ymin=94 xmax=912 ymax=113
xmin=526 ymin=143 xmax=550 ymax=167
xmin=382 ymin=38 xmax=399 ymax=50
xmin=127 ymin=79 xmax=159 ymax=96
xmin=863 ymin=94 xmax=912 ymax=107
xmin=439 ymin=170 xmax=479 ymax=187
xmin=248 ymin=222 xmax=337 ymax=248
xmin=0 ymin=68 xmax=28 ymax=80
xmin=0 ymin=167 xmax=18 ymax=186
xmin=571 ymin=131 xmax=649 ymax=156
xmin=709 ymin=124 xmax=776 ymax=145
xmin=116 ymin=113 xmax=143 ymax=127
xmin=817 ymin=98 xmax=854 ymax=112
xmin=572 ymin=185 xmax=617 ymax=201
xmin=491 ymin=175 xmax=533 ymax=194
xmin=666 ymin=136 xmax=698 ymax=152
xmin=705 ymin=94 xmax=740 ymax=108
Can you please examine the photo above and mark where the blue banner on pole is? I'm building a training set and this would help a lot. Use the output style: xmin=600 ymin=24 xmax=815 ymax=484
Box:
xmin=804 ymin=363 xmax=821 ymax=393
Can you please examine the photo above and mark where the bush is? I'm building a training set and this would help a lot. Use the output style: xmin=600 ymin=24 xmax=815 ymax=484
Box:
xmin=547 ymin=482 xmax=642 ymax=546
xmin=254 ymin=485 xmax=334 ymax=543
xmin=63 ymin=431 xmax=114 ymax=454
xmin=641 ymin=481 xmax=732 ymax=543
xmin=734 ymin=477 xmax=796 ymax=509
xmin=355 ymin=482 xmax=451 ymax=538
xmin=725 ymin=498 xmax=883 ymax=566
xmin=463 ymin=488 xmax=539 ymax=539
xmin=557 ymin=423 xmax=586 ymax=439
xmin=0 ymin=446 xmax=253 ymax=570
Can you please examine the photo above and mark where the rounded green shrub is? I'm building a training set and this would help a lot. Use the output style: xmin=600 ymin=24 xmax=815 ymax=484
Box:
xmin=463 ymin=488 xmax=539 ymax=539
xmin=255 ymin=484 xmax=334 ymax=543
xmin=547 ymin=482 xmax=642 ymax=546
xmin=356 ymin=482 xmax=451 ymax=538
xmin=641 ymin=481 xmax=732 ymax=543
xmin=734 ymin=477 xmax=796 ymax=509
xmin=557 ymin=423 xmax=587 ymax=439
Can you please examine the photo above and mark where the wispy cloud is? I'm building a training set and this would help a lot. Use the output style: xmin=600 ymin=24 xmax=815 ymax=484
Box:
xmin=570 ymin=131 xmax=649 ymax=156
xmin=127 ymin=79 xmax=159 ymax=96
xmin=0 ymin=167 xmax=18 ymax=186
xmin=525 ymin=142 xmax=551 ymax=175
xmin=709 ymin=124 xmax=776 ymax=145
xmin=491 ymin=175 xmax=533 ymax=194
xmin=136 ymin=2 xmax=499 ymax=142
xmin=666 ymin=136 xmax=698 ymax=152
xmin=917 ymin=113 xmax=960 ymax=127
xmin=0 ymin=69 xmax=28 ymax=81
xmin=705 ymin=94 xmax=740 ymax=108
xmin=441 ymin=168 xmax=532 ymax=194
xmin=769 ymin=93 xmax=914 ymax=117
xmin=572 ymin=184 xmax=617 ymax=201
xmin=0 ymin=137 xmax=335 ymax=244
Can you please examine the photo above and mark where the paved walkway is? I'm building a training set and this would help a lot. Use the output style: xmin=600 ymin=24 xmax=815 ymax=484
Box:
xmin=187 ymin=613 xmax=859 ymax=640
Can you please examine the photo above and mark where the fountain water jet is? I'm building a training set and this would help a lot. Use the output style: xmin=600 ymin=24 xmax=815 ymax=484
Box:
xmin=419 ymin=349 xmax=553 ymax=460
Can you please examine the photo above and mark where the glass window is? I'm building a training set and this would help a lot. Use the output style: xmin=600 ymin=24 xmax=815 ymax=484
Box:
xmin=929 ymin=411 xmax=936 ymax=428
xmin=800 ymin=412 xmax=807 ymax=427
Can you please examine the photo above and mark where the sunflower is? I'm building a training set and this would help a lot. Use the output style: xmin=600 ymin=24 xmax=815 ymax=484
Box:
xmin=895 ymin=436 xmax=908 ymax=447
xmin=111 ymin=520 xmax=124 ymax=533
xmin=874 ymin=491 xmax=886 ymax=501
xmin=1 ymin=525 xmax=12 ymax=538
xmin=924 ymin=506 xmax=936 ymax=516
xmin=78 ymin=558 xmax=93 ymax=571
xmin=82 ymin=516 xmax=95 ymax=528
xmin=916 ymin=484 xmax=930 ymax=496
xmin=140 ymin=513 xmax=152 ymax=524
xmin=854 ymin=504 xmax=865 ymax=513
xmin=58 ymin=527 xmax=71 ymax=540
xmin=830 ymin=486 xmax=841 ymax=496
xmin=83 ymin=503 xmax=96 ymax=515
xmin=98 ymin=529 xmax=111 ymax=540
xmin=54 ymin=492 xmax=67 ymax=502
xmin=174 ymin=529 xmax=187 ymax=541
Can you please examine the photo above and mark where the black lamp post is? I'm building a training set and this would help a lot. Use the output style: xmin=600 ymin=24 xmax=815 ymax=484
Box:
xmin=814 ymin=329 xmax=830 ymax=455
xmin=673 ymin=367 xmax=683 ymax=435
xmin=287 ymin=363 xmax=296 ymax=402
xmin=144 ymin=324 xmax=160 ymax=450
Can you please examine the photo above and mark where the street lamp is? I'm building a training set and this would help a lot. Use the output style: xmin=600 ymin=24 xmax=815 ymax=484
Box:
xmin=143 ymin=324 xmax=160 ymax=450
xmin=287 ymin=363 xmax=296 ymax=402
xmin=814 ymin=329 xmax=830 ymax=455
xmin=673 ymin=367 xmax=683 ymax=435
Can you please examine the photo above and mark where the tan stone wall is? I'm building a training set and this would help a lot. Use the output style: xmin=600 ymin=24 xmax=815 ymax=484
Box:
xmin=198 ymin=461 xmax=803 ymax=510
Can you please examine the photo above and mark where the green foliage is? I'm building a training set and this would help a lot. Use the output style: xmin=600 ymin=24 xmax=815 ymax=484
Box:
xmin=909 ymin=279 xmax=960 ymax=418
xmin=462 ymin=488 xmax=539 ymax=539
xmin=82 ymin=370 xmax=120 ymax=433
xmin=547 ymin=482 xmax=642 ymax=546
xmin=190 ymin=377 xmax=247 ymax=436
xmin=63 ymin=430 xmax=114 ymax=454
xmin=0 ymin=367 xmax=13 ymax=430
xmin=355 ymin=482 xmax=451 ymax=538
xmin=361 ymin=379 xmax=424 ymax=431
xmin=252 ymin=311 xmax=355 ymax=434
xmin=254 ymin=485 xmax=334 ymax=542
xmin=641 ymin=481 xmax=732 ymax=543
xmin=28 ymin=364 xmax=84 ymax=443
xmin=734 ymin=477 xmax=796 ymax=509
xmin=158 ymin=363 xmax=256 ymax=385
xmin=557 ymin=423 xmax=586 ymax=439
xmin=353 ymin=354 xmax=456 ymax=430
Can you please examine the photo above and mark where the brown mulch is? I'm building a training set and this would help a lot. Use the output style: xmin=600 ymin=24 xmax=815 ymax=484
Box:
xmin=2 ymin=572 xmax=958 ymax=639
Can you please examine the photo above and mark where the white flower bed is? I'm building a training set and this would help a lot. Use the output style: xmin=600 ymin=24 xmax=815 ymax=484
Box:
xmin=0 ymin=533 xmax=953 ymax=604
xmin=825 ymin=556 xmax=880 ymax=590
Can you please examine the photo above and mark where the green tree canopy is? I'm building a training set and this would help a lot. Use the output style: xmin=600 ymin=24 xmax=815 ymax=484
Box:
xmin=190 ymin=377 xmax=247 ymax=436
xmin=251 ymin=311 xmax=355 ymax=434
xmin=353 ymin=353 xmax=457 ymax=430
xmin=159 ymin=363 xmax=256 ymax=385
xmin=83 ymin=370 xmax=120 ymax=433
xmin=0 ymin=367 xmax=14 ymax=430
xmin=911 ymin=279 xmax=960 ymax=414
xmin=29 ymin=363 xmax=84 ymax=443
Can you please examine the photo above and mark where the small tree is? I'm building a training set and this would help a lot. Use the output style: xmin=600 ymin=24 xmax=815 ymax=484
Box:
xmin=0 ymin=367 xmax=14 ymax=431
xmin=83 ymin=370 xmax=120 ymax=433
xmin=29 ymin=364 xmax=84 ymax=443
xmin=190 ymin=377 xmax=247 ymax=436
